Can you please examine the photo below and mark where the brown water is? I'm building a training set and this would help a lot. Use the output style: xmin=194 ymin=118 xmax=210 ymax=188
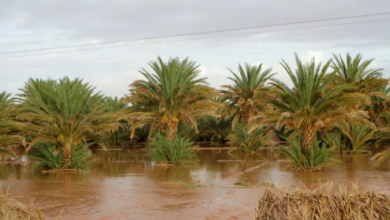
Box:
xmin=1 ymin=148 xmax=390 ymax=220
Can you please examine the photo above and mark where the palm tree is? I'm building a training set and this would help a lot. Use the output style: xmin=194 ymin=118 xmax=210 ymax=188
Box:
xmin=371 ymin=111 xmax=390 ymax=166
xmin=103 ymin=97 xmax=130 ymax=145
xmin=332 ymin=53 xmax=388 ymax=96
xmin=324 ymin=124 xmax=375 ymax=153
xmin=17 ymin=77 xmax=123 ymax=169
xmin=252 ymin=54 xmax=372 ymax=154
xmin=0 ymin=92 xmax=24 ymax=157
xmin=124 ymin=57 xmax=219 ymax=141
xmin=220 ymin=63 xmax=275 ymax=127
xmin=368 ymin=85 xmax=390 ymax=126
xmin=198 ymin=115 xmax=232 ymax=143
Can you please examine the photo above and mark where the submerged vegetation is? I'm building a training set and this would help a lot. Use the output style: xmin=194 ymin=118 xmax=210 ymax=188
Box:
xmin=227 ymin=123 xmax=270 ymax=153
xmin=28 ymin=142 xmax=92 ymax=170
xmin=147 ymin=133 xmax=197 ymax=164
xmin=281 ymin=137 xmax=335 ymax=170
xmin=0 ymin=53 xmax=389 ymax=169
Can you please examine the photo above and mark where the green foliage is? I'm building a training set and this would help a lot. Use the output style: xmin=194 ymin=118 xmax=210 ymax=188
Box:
xmin=324 ymin=124 xmax=375 ymax=153
xmin=199 ymin=115 xmax=232 ymax=143
xmin=227 ymin=123 xmax=271 ymax=153
xmin=29 ymin=143 xmax=62 ymax=169
xmin=125 ymin=56 xmax=219 ymax=140
xmin=105 ymin=127 xmax=130 ymax=146
xmin=220 ymin=63 xmax=275 ymax=127
xmin=234 ymin=181 xmax=251 ymax=187
xmin=332 ymin=53 xmax=387 ymax=94
xmin=70 ymin=144 xmax=92 ymax=169
xmin=281 ymin=136 xmax=335 ymax=170
xmin=17 ymin=77 xmax=123 ymax=168
xmin=372 ymin=111 xmax=390 ymax=165
xmin=254 ymin=54 xmax=371 ymax=152
xmin=274 ymin=126 xmax=295 ymax=141
xmin=0 ymin=92 xmax=24 ymax=157
xmin=132 ymin=127 xmax=150 ymax=142
xmin=177 ymin=122 xmax=198 ymax=141
xmin=147 ymin=133 xmax=197 ymax=164
xmin=29 ymin=142 xmax=92 ymax=169
xmin=103 ymin=96 xmax=128 ymax=112
xmin=323 ymin=131 xmax=348 ymax=153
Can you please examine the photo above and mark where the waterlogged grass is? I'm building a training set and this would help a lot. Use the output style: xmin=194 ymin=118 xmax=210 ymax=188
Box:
xmin=227 ymin=123 xmax=271 ymax=153
xmin=28 ymin=142 xmax=92 ymax=170
xmin=281 ymin=137 xmax=336 ymax=171
xmin=147 ymin=133 xmax=197 ymax=164
xmin=261 ymin=183 xmax=276 ymax=188
xmin=234 ymin=181 xmax=251 ymax=187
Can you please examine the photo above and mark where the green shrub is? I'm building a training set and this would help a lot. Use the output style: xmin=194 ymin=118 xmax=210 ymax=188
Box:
xmin=324 ymin=124 xmax=375 ymax=154
xmin=147 ymin=133 xmax=197 ymax=164
xmin=177 ymin=122 xmax=198 ymax=141
xmin=29 ymin=142 xmax=92 ymax=169
xmin=274 ymin=126 xmax=295 ymax=141
xmin=227 ymin=123 xmax=271 ymax=153
xmin=281 ymin=136 xmax=336 ymax=170
xmin=323 ymin=131 xmax=348 ymax=153
xmin=199 ymin=115 xmax=232 ymax=143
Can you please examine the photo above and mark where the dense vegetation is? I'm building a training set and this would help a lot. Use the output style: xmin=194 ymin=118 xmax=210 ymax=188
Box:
xmin=1 ymin=53 xmax=390 ymax=170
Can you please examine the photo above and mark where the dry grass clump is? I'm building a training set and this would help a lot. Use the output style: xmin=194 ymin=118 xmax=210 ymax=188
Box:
xmin=0 ymin=191 xmax=44 ymax=220
xmin=253 ymin=182 xmax=390 ymax=220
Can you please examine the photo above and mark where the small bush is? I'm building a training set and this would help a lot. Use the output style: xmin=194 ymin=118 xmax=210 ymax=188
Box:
xmin=28 ymin=142 xmax=92 ymax=169
xmin=147 ymin=133 xmax=197 ymax=164
xmin=280 ymin=136 xmax=335 ymax=170
xmin=273 ymin=126 xmax=295 ymax=141
xmin=324 ymin=124 xmax=375 ymax=154
xmin=227 ymin=123 xmax=271 ymax=153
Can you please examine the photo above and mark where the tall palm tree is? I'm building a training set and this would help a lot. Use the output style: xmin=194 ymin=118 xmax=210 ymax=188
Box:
xmin=332 ymin=53 xmax=388 ymax=96
xmin=0 ymin=92 xmax=24 ymax=156
xmin=17 ymin=77 xmax=123 ymax=169
xmin=220 ymin=63 xmax=275 ymax=127
xmin=252 ymin=54 xmax=372 ymax=154
xmin=124 ymin=57 xmax=219 ymax=141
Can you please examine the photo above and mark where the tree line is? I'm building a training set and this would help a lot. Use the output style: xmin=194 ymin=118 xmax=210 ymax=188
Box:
xmin=1 ymin=53 xmax=389 ymax=170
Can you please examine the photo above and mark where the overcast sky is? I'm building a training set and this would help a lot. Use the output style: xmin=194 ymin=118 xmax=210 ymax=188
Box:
xmin=0 ymin=0 xmax=389 ymax=97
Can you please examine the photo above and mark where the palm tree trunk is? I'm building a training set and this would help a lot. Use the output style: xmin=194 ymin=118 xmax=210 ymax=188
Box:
xmin=168 ymin=120 xmax=177 ymax=142
xmin=62 ymin=143 xmax=72 ymax=169
xmin=301 ymin=127 xmax=315 ymax=155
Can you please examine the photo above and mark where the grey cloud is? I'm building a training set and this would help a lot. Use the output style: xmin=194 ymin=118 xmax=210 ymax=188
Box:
xmin=0 ymin=0 xmax=389 ymax=97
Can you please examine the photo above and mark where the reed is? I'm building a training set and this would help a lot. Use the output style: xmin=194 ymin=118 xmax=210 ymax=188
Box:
xmin=0 ymin=191 xmax=44 ymax=220
xmin=253 ymin=182 xmax=390 ymax=220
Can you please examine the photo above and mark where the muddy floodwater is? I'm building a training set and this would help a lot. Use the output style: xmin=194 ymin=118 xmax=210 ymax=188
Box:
xmin=1 ymin=148 xmax=390 ymax=220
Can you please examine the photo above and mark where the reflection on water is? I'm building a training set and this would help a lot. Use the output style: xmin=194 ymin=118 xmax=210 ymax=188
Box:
xmin=1 ymin=148 xmax=390 ymax=220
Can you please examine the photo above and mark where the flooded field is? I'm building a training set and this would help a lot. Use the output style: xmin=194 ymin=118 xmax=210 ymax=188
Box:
xmin=1 ymin=148 xmax=390 ymax=220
